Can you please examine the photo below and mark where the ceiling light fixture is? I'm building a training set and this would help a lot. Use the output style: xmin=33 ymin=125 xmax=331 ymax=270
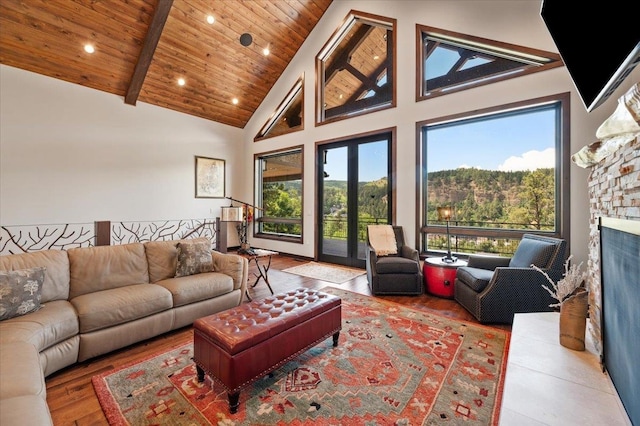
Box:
xmin=206 ymin=15 xmax=215 ymax=24
xmin=262 ymin=46 xmax=270 ymax=56
xmin=232 ymin=98 xmax=239 ymax=105
xmin=240 ymin=33 xmax=253 ymax=47
xmin=84 ymin=44 xmax=95 ymax=54
xmin=177 ymin=78 xmax=186 ymax=86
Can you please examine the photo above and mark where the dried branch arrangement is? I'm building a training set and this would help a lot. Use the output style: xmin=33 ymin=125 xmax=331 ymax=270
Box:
xmin=533 ymin=255 xmax=587 ymax=308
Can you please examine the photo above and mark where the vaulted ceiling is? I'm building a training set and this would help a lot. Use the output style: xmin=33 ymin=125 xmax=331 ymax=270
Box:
xmin=0 ymin=0 xmax=333 ymax=128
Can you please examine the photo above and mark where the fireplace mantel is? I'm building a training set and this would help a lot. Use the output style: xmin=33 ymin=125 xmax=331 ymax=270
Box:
xmin=499 ymin=312 xmax=630 ymax=425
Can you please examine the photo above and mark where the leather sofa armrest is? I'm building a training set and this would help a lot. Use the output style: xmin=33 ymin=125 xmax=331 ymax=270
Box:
xmin=211 ymin=251 xmax=249 ymax=294
xmin=467 ymin=254 xmax=511 ymax=270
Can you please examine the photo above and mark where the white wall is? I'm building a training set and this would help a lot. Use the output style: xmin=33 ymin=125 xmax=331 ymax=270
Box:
xmin=0 ymin=65 xmax=243 ymax=226
xmin=242 ymin=0 xmax=640 ymax=265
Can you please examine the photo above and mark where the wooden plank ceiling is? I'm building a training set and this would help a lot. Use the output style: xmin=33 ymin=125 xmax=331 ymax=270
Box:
xmin=0 ymin=0 xmax=333 ymax=129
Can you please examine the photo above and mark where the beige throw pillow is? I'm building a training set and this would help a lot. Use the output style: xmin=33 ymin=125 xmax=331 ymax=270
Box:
xmin=174 ymin=240 xmax=213 ymax=278
xmin=0 ymin=266 xmax=46 ymax=321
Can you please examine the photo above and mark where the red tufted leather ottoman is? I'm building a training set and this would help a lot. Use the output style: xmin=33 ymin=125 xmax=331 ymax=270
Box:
xmin=193 ymin=287 xmax=342 ymax=413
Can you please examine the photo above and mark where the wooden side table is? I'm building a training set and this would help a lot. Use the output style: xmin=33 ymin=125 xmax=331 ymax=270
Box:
xmin=237 ymin=248 xmax=278 ymax=301
xmin=423 ymin=257 xmax=467 ymax=298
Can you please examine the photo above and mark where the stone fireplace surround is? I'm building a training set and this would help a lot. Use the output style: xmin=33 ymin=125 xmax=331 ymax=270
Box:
xmin=586 ymin=136 xmax=639 ymax=354
xmin=580 ymin=82 xmax=638 ymax=425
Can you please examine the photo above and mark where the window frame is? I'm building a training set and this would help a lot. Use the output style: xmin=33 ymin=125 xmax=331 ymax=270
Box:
xmin=254 ymin=146 xmax=304 ymax=244
xmin=415 ymin=92 xmax=571 ymax=257
xmin=254 ymin=74 xmax=304 ymax=142
xmin=316 ymin=10 xmax=396 ymax=126
xmin=415 ymin=24 xmax=562 ymax=102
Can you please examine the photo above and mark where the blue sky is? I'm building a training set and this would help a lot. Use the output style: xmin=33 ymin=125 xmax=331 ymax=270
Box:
xmin=427 ymin=108 xmax=556 ymax=172
xmin=325 ymin=108 xmax=556 ymax=181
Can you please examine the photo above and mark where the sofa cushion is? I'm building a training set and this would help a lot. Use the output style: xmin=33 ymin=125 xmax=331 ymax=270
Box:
xmin=0 ymin=300 xmax=79 ymax=352
xmin=155 ymin=271 xmax=234 ymax=307
xmin=509 ymin=238 xmax=556 ymax=268
xmin=175 ymin=239 xmax=214 ymax=277
xmin=145 ymin=238 xmax=212 ymax=283
xmin=0 ymin=250 xmax=70 ymax=302
xmin=375 ymin=256 xmax=419 ymax=274
xmin=68 ymin=243 xmax=149 ymax=299
xmin=0 ymin=267 xmax=45 ymax=321
xmin=456 ymin=267 xmax=495 ymax=292
xmin=0 ymin=341 xmax=46 ymax=400
xmin=70 ymin=284 xmax=172 ymax=333
xmin=145 ymin=239 xmax=180 ymax=283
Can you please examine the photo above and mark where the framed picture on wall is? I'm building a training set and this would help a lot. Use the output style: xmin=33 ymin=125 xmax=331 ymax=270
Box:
xmin=195 ymin=156 xmax=225 ymax=198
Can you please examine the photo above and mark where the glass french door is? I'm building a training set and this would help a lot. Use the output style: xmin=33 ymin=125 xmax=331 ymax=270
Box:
xmin=317 ymin=132 xmax=392 ymax=268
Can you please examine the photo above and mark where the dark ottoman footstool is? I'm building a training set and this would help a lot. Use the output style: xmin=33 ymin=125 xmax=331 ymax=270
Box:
xmin=193 ymin=287 xmax=342 ymax=414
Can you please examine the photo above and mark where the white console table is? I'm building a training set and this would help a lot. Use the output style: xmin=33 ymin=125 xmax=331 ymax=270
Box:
xmin=499 ymin=312 xmax=631 ymax=425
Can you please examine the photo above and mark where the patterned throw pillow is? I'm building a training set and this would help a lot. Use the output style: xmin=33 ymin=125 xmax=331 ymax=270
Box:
xmin=0 ymin=266 xmax=46 ymax=321
xmin=174 ymin=240 xmax=214 ymax=278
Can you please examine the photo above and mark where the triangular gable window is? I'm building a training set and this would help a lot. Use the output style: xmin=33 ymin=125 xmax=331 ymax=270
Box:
xmin=417 ymin=25 xmax=562 ymax=101
xmin=255 ymin=75 xmax=304 ymax=141
xmin=316 ymin=11 xmax=396 ymax=125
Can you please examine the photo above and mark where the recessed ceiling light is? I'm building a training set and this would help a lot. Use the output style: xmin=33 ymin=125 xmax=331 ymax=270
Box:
xmin=262 ymin=47 xmax=270 ymax=56
xmin=232 ymin=98 xmax=239 ymax=105
xmin=206 ymin=15 xmax=215 ymax=24
xmin=178 ymin=78 xmax=186 ymax=86
xmin=84 ymin=44 xmax=95 ymax=54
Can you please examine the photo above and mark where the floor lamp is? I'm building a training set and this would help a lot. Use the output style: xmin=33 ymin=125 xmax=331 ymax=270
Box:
xmin=221 ymin=196 xmax=262 ymax=255
xmin=437 ymin=206 xmax=457 ymax=263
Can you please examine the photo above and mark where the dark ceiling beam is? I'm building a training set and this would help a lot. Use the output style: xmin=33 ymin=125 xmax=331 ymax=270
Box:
xmin=343 ymin=61 xmax=387 ymax=105
xmin=427 ymin=58 xmax=526 ymax=89
xmin=125 ymin=0 xmax=174 ymax=106
xmin=326 ymin=84 xmax=392 ymax=119
xmin=324 ymin=24 xmax=373 ymax=81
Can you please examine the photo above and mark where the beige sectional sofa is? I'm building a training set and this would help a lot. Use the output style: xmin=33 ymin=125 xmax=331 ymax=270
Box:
xmin=0 ymin=237 xmax=248 ymax=425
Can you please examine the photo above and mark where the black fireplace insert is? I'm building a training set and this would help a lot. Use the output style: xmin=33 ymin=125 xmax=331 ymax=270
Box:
xmin=599 ymin=216 xmax=639 ymax=425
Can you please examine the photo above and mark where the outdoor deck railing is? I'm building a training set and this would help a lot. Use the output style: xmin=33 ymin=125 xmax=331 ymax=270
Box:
xmin=322 ymin=216 xmax=555 ymax=257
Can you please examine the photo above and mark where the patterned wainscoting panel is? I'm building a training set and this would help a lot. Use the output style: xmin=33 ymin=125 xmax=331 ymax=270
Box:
xmin=0 ymin=223 xmax=95 ymax=255
xmin=111 ymin=219 xmax=217 ymax=245
xmin=0 ymin=219 xmax=218 ymax=255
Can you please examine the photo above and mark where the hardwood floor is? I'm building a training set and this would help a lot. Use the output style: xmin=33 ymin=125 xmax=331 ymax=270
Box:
xmin=45 ymin=253 xmax=510 ymax=425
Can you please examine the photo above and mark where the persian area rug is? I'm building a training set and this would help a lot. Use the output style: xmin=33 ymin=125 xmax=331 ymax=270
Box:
xmin=92 ymin=287 xmax=510 ymax=425
xmin=281 ymin=261 xmax=365 ymax=284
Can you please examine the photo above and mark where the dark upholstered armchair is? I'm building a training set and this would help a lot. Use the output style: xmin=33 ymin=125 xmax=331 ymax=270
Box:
xmin=366 ymin=225 xmax=423 ymax=295
xmin=454 ymin=233 xmax=567 ymax=324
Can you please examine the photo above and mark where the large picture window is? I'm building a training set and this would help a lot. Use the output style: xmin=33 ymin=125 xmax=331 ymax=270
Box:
xmin=255 ymin=147 xmax=303 ymax=243
xmin=316 ymin=11 xmax=395 ymax=125
xmin=417 ymin=93 xmax=570 ymax=257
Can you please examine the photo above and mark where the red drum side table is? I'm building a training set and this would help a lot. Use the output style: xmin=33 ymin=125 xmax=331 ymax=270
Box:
xmin=423 ymin=257 xmax=468 ymax=298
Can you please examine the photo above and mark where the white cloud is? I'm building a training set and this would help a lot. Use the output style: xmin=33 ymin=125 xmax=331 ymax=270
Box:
xmin=497 ymin=148 xmax=555 ymax=171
